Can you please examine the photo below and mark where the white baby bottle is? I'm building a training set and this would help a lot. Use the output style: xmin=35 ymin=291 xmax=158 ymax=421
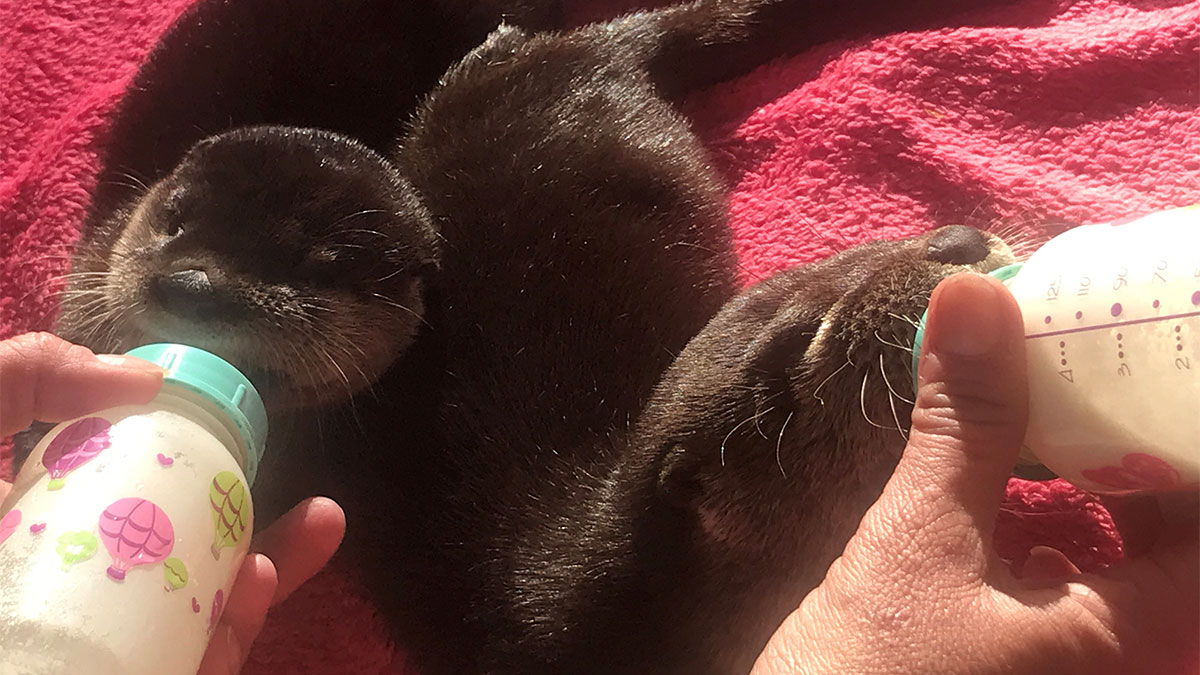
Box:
xmin=0 ymin=343 xmax=266 ymax=674
xmin=913 ymin=204 xmax=1200 ymax=494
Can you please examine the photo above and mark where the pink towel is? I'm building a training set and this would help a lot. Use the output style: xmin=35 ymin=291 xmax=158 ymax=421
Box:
xmin=2 ymin=0 xmax=1196 ymax=672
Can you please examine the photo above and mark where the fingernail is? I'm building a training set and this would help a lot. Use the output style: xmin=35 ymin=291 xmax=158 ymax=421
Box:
xmin=96 ymin=354 xmax=169 ymax=374
xmin=1020 ymin=545 xmax=1081 ymax=580
xmin=927 ymin=273 xmax=1006 ymax=357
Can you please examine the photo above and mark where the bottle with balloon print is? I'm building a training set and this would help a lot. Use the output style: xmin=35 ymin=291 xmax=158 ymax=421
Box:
xmin=0 ymin=344 xmax=265 ymax=675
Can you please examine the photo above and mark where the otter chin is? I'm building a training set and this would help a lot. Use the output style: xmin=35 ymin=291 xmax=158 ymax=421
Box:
xmin=56 ymin=125 xmax=440 ymax=410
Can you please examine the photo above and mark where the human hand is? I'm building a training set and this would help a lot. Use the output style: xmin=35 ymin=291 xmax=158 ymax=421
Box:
xmin=753 ymin=273 xmax=1199 ymax=675
xmin=0 ymin=332 xmax=346 ymax=675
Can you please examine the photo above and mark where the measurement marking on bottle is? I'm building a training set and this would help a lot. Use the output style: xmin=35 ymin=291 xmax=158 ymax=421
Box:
xmin=1027 ymin=308 xmax=1200 ymax=341
xmin=1178 ymin=323 xmax=1191 ymax=371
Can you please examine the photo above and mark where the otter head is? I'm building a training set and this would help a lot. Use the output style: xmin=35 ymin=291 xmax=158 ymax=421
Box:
xmin=637 ymin=225 xmax=1016 ymax=642
xmin=59 ymin=126 xmax=438 ymax=410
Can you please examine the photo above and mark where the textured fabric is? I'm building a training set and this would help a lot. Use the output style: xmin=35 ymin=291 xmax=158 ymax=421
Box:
xmin=2 ymin=0 xmax=1197 ymax=672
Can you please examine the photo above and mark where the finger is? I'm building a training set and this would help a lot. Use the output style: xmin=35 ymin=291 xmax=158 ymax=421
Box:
xmin=1019 ymin=545 xmax=1082 ymax=582
xmin=868 ymin=273 xmax=1028 ymax=568
xmin=0 ymin=332 xmax=165 ymax=436
xmin=197 ymin=554 xmax=277 ymax=675
xmin=252 ymin=496 xmax=345 ymax=604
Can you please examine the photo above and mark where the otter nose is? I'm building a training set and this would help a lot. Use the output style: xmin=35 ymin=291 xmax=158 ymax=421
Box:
xmin=150 ymin=268 xmax=222 ymax=320
xmin=925 ymin=225 xmax=990 ymax=265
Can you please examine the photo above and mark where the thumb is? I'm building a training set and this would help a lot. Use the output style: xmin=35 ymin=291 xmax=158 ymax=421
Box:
xmin=865 ymin=273 xmax=1028 ymax=569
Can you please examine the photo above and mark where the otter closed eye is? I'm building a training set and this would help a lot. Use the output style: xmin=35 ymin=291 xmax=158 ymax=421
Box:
xmin=147 ymin=267 xmax=237 ymax=323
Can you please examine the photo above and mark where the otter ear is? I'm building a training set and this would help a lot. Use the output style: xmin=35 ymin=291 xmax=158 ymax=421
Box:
xmin=655 ymin=443 xmax=776 ymax=554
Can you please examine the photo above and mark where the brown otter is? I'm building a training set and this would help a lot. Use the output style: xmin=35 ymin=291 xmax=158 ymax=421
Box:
xmin=25 ymin=0 xmax=1016 ymax=673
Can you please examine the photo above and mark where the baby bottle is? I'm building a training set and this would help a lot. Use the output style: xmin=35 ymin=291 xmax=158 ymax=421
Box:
xmin=0 ymin=343 xmax=266 ymax=674
xmin=913 ymin=204 xmax=1200 ymax=495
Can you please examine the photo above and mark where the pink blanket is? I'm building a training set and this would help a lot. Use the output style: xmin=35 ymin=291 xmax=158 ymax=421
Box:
xmin=2 ymin=0 xmax=1197 ymax=672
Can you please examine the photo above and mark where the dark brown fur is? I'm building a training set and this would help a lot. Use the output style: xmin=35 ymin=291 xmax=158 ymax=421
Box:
xmin=30 ymin=1 xmax=1018 ymax=672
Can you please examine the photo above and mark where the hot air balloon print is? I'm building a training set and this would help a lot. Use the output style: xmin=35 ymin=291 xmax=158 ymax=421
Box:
xmin=99 ymin=498 xmax=174 ymax=581
xmin=163 ymin=557 xmax=188 ymax=591
xmin=209 ymin=472 xmax=248 ymax=559
xmin=42 ymin=417 xmax=111 ymax=490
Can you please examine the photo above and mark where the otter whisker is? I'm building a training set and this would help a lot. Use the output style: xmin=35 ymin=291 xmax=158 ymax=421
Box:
xmin=750 ymin=405 xmax=776 ymax=441
xmin=43 ymin=271 xmax=117 ymax=281
xmin=812 ymin=360 xmax=850 ymax=406
xmin=69 ymin=309 xmax=117 ymax=354
xmin=15 ymin=272 xmax=114 ymax=305
xmin=878 ymin=352 xmax=915 ymax=406
xmin=887 ymin=390 xmax=908 ymax=442
xmin=63 ymin=299 xmax=121 ymax=346
xmin=774 ymin=410 xmax=793 ymax=479
xmin=886 ymin=312 xmax=920 ymax=329
xmin=282 ymin=336 xmax=332 ymax=458
xmin=370 ymin=268 xmax=409 ymax=283
xmin=316 ymin=340 xmax=353 ymax=393
xmin=286 ymin=329 xmax=330 ymax=410
xmin=327 ymin=330 xmax=378 ymax=402
xmin=859 ymin=370 xmax=900 ymax=432
xmin=887 ymin=325 xmax=916 ymax=355
xmin=752 ymin=389 xmax=785 ymax=439
xmin=98 ymin=298 xmax=139 ymax=353
xmin=297 ymin=318 xmax=369 ymax=401
xmin=329 ymin=210 xmax=390 ymax=229
xmin=297 ymin=300 xmax=336 ymax=314
xmin=114 ymin=170 xmax=150 ymax=192
xmin=337 ymin=334 xmax=369 ymax=360
xmin=340 ymin=228 xmax=393 ymax=238
xmin=873 ymin=330 xmax=912 ymax=354
xmin=17 ymin=253 xmax=75 ymax=265
xmin=880 ymin=353 xmax=911 ymax=441
xmin=891 ymin=328 xmax=917 ymax=383
xmin=286 ymin=338 xmax=322 ymax=395
xmin=55 ymin=297 xmax=111 ymax=322
xmin=52 ymin=289 xmax=112 ymax=300
xmin=719 ymin=410 xmax=768 ymax=468
xmin=370 ymin=292 xmax=432 ymax=329
xmin=100 ymin=180 xmax=150 ymax=194
xmin=962 ymin=197 xmax=992 ymax=226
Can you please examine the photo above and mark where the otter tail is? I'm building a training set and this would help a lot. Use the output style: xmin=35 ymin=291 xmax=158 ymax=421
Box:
xmin=633 ymin=0 xmax=974 ymax=101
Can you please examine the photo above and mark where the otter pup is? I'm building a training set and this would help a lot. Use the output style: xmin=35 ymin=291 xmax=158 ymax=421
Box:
xmin=37 ymin=0 xmax=1015 ymax=672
